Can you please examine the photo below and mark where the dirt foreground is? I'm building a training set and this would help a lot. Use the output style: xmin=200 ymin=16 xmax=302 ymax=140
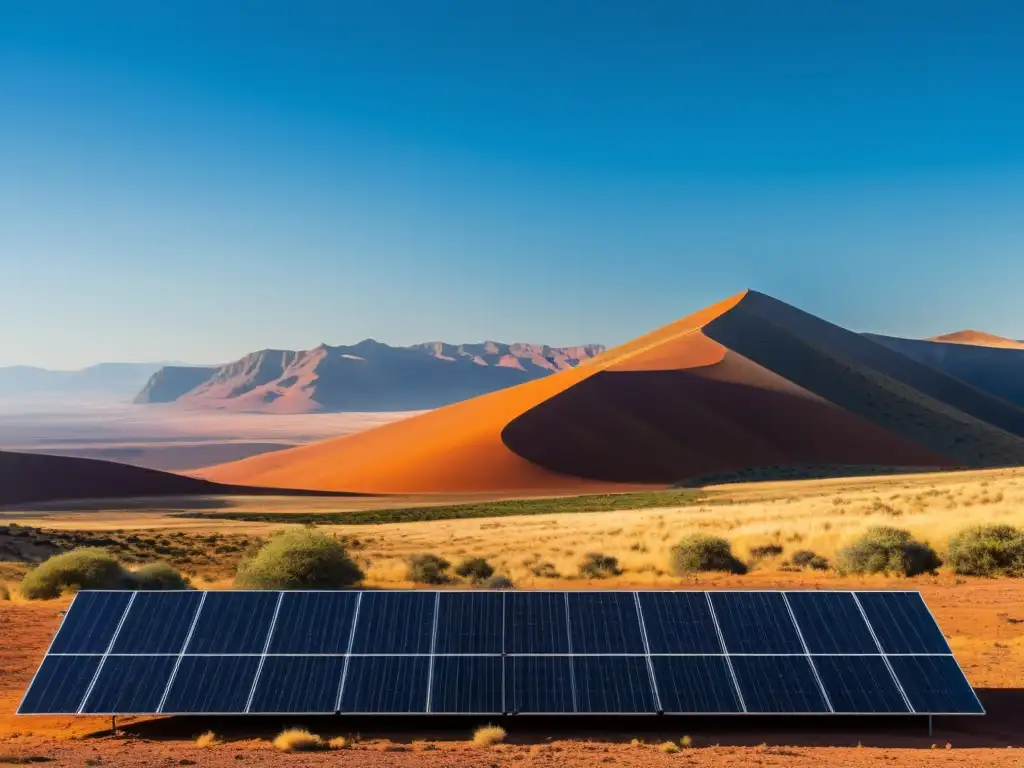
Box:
xmin=2 ymin=578 xmax=1022 ymax=767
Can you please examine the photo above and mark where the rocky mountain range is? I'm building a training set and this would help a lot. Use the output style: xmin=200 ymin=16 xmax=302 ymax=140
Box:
xmin=133 ymin=340 xmax=606 ymax=412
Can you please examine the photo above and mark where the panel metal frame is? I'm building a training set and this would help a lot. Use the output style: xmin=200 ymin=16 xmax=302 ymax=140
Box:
xmin=18 ymin=589 xmax=985 ymax=717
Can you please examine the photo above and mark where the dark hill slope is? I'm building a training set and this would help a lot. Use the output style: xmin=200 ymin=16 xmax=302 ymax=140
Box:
xmin=865 ymin=334 xmax=1024 ymax=409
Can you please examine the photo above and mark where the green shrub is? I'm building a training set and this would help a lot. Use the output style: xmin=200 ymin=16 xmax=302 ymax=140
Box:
xmin=407 ymin=553 xmax=451 ymax=584
xmin=234 ymin=528 xmax=364 ymax=589
xmin=791 ymin=549 xmax=830 ymax=571
xmin=483 ymin=574 xmax=514 ymax=589
xmin=578 ymin=552 xmax=621 ymax=579
xmin=670 ymin=535 xmax=747 ymax=575
xmin=454 ymin=557 xmax=494 ymax=583
xmin=128 ymin=562 xmax=191 ymax=590
xmin=748 ymin=543 xmax=784 ymax=560
xmin=836 ymin=527 xmax=941 ymax=577
xmin=21 ymin=549 xmax=126 ymax=599
xmin=529 ymin=561 xmax=559 ymax=578
xmin=946 ymin=524 xmax=1024 ymax=577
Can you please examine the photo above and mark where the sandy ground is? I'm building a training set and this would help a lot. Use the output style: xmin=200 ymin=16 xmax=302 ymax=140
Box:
xmin=0 ymin=577 xmax=1021 ymax=766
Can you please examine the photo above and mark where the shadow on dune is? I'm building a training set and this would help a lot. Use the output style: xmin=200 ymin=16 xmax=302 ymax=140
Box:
xmin=108 ymin=689 xmax=1018 ymax=748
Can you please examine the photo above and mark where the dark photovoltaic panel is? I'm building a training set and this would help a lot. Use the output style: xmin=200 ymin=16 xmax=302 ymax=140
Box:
xmin=429 ymin=656 xmax=504 ymax=713
xmin=350 ymin=592 xmax=435 ymax=654
xmin=638 ymin=591 xmax=722 ymax=653
xmin=20 ymin=589 xmax=983 ymax=717
xmin=18 ymin=655 xmax=101 ymax=714
xmin=161 ymin=655 xmax=261 ymax=713
xmin=783 ymin=592 xmax=878 ymax=654
xmin=81 ymin=655 xmax=178 ymax=714
xmin=507 ymin=655 xmax=575 ymax=713
xmin=813 ymin=655 xmax=909 ymax=713
xmin=248 ymin=656 xmax=346 ymax=713
xmin=887 ymin=656 xmax=984 ymax=714
xmin=729 ymin=656 xmax=828 ymax=713
xmin=652 ymin=656 xmax=742 ymax=713
xmin=856 ymin=592 xmax=952 ymax=654
xmin=573 ymin=656 xmax=656 ymax=713
xmin=185 ymin=592 xmax=279 ymax=654
xmin=267 ymin=592 xmax=358 ymax=654
xmin=339 ymin=655 xmax=430 ymax=713
xmin=505 ymin=592 xmax=569 ymax=653
xmin=49 ymin=591 xmax=132 ymax=654
xmin=434 ymin=592 xmax=503 ymax=654
xmin=566 ymin=592 xmax=645 ymax=654
xmin=709 ymin=592 xmax=804 ymax=654
xmin=112 ymin=591 xmax=203 ymax=654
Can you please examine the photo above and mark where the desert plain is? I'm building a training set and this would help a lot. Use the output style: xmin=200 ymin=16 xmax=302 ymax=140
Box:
xmin=2 ymin=466 xmax=1022 ymax=767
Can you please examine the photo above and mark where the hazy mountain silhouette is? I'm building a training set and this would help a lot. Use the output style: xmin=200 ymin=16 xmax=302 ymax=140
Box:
xmin=134 ymin=340 xmax=605 ymax=412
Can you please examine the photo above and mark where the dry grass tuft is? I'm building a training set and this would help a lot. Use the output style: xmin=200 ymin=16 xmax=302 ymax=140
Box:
xmin=328 ymin=736 xmax=350 ymax=750
xmin=658 ymin=741 xmax=680 ymax=753
xmin=680 ymin=735 xmax=693 ymax=747
xmin=272 ymin=728 xmax=325 ymax=752
xmin=472 ymin=724 xmax=507 ymax=747
xmin=195 ymin=731 xmax=218 ymax=747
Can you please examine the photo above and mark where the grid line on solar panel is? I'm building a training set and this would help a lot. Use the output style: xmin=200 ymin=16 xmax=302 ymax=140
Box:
xmin=425 ymin=591 xmax=441 ymax=713
xmin=632 ymin=592 xmax=663 ymax=712
xmin=16 ymin=592 xmax=83 ymax=715
xmin=334 ymin=591 xmax=364 ymax=712
xmin=563 ymin=593 xmax=578 ymax=709
xmin=156 ymin=590 xmax=208 ymax=714
xmin=708 ymin=592 xmax=804 ymax=654
xmin=76 ymin=591 xmax=136 ymax=714
xmin=780 ymin=592 xmax=834 ymax=713
xmin=784 ymin=592 xmax=879 ymax=655
xmin=244 ymin=591 xmax=284 ymax=714
xmin=703 ymin=592 xmax=747 ymax=712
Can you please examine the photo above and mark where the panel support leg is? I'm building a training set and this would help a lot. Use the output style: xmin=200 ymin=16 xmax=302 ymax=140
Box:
xmin=111 ymin=715 xmax=117 ymax=736
xmin=927 ymin=714 xmax=932 ymax=738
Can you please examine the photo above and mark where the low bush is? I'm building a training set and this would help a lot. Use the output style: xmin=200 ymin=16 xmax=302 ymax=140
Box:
xmin=836 ymin=527 xmax=941 ymax=577
xmin=483 ymin=574 xmax=514 ymax=589
xmin=128 ymin=562 xmax=190 ymax=590
xmin=529 ymin=561 xmax=559 ymax=578
xmin=328 ymin=736 xmax=350 ymax=750
xmin=748 ymin=543 xmax=784 ymax=560
xmin=455 ymin=557 xmax=494 ymax=582
xmin=658 ymin=742 xmax=679 ymax=753
xmin=791 ymin=549 xmax=830 ymax=571
xmin=946 ymin=524 xmax=1024 ymax=577
xmin=670 ymin=535 xmax=747 ymax=575
xmin=578 ymin=552 xmax=621 ymax=579
xmin=273 ymin=728 xmax=325 ymax=752
xmin=407 ymin=553 xmax=451 ymax=584
xmin=195 ymin=731 xmax=218 ymax=747
xmin=234 ymin=528 xmax=363 ymax=589
xmin=21 ymin=549 xmax=126 ymax=599
xmin=0 ymin=585 xmax=9 ymax=601
xmin=472 ymin=725 xmax=506 ymax=747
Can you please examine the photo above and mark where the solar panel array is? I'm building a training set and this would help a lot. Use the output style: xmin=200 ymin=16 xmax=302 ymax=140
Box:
xmin=18 ymin=590 xmax=984 ymax=716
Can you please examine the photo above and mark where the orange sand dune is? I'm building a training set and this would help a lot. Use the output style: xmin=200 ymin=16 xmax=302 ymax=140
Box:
xmin=930 ymin=330 xmax=1024 ymax=349
xmin=202 ymin=289 xmax=980 ymax=495
xmin=199 ymin=292 xmax=749 ymax=493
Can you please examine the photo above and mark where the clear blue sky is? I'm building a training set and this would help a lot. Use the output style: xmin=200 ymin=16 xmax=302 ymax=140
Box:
xmin=3 ymin=1 xmax=1023 ymax=368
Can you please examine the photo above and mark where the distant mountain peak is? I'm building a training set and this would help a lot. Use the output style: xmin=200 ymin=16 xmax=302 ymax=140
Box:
xmin=134 ymin=338 xmax=605 ymax=412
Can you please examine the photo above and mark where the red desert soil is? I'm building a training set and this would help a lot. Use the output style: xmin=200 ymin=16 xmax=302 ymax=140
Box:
xmin=930 ymin=330 xmax=1024 ymax=350
xmin=1 ymin=577 xmax=1022 ymax=766
xmin=199 ymin=290 xmax=955 ymax=494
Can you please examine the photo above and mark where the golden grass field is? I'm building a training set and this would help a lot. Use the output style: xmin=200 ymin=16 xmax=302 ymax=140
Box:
xmin=3 ymin=466 xmax=1024 ymax=592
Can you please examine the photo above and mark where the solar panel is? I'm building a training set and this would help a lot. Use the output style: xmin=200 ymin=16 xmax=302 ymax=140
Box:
xmin=20 ymin=589 xmax=984 ymax=718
